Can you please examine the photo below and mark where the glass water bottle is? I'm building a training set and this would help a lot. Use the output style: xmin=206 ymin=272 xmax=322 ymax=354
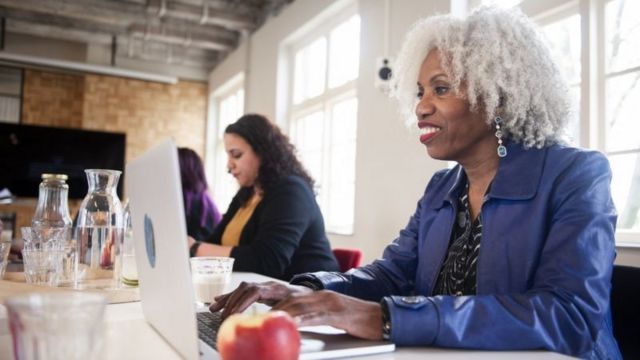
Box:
xmin=32 ymin=174 xmax=73 ymax=232
xmin=31 ymin=173 xmax=75 ymax=286
xmin=75 ymin=169 xmax=124 ymax=288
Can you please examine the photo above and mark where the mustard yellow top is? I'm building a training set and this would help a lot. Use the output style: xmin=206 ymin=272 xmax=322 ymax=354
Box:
xmin=221 ymin=193 xmax=262 ymax=247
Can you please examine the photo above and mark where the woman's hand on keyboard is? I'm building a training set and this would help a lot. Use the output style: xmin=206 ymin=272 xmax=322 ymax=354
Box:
xmin=273 ymin=290 xmax=384 ymax=340
xmin=210 ymin=281 xmax=313 ymax=319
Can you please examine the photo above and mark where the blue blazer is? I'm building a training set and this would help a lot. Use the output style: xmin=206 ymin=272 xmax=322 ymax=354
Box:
xmin=293 ymin=143 xmax=621 ymax=359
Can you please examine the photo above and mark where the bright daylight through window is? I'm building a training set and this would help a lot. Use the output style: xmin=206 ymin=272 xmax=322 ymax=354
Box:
xmin=289 ymin=14 xmax=360 ymax=235
xmin=604 ymin=0 xmax=640 ymax=236
xmin=538 ymin=0 xmax=640 ymax=243
xmin=210 ymin=82 xmax=243 ymax=213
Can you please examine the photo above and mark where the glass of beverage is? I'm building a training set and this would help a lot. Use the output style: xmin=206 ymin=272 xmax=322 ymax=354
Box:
xmin=5 ymin=292 xmax=107 ymax=360
xmin=119 ymin=199 xmax=138 ymax=287
xmin=189 ymin=256 xmax=234 ymax=307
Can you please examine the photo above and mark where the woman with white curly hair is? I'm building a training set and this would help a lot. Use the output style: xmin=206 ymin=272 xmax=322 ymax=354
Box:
xmin=210 ymin=6 xmax=620 ymax=359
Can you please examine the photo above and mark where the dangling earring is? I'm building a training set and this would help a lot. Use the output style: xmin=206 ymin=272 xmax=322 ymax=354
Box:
xmin=494 ymin=116 xmax=507 ymax=158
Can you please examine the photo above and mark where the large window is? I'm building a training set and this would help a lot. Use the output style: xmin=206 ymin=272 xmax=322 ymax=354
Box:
xmin=468 ymin=0 xmax=640 ymax=244
xmin=542 ymin=12 xmax=582 ymax=144
xmin=288 ymin=13 xmax=360 ymax=235
xmin=0 ymin=66 xmax=22 ymax=124
xmin=207 ymin=75 xmax=244 ymax=213
xmin=603 ymin=0 xmax=640 ymax=239
xmin=532 ymin=0 xmax=640 ymax=244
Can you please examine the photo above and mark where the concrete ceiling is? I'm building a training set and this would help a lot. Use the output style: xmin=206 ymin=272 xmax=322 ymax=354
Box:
xmin=0 ymin=0 xmax=294 ymax=81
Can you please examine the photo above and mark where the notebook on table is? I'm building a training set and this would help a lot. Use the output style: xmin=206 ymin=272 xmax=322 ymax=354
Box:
xmin=126 ymin=138 xmax=395 ymax=359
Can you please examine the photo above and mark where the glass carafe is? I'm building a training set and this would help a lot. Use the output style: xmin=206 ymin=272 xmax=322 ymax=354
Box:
xmin=75 ymin=169 xmax=124 ymax=288
xmin=32 ymin=173 xmax=75 ymax=286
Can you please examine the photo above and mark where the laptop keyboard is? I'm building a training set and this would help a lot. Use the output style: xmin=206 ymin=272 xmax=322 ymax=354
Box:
xmin=197 ymin=311 xmax=223 ymax=350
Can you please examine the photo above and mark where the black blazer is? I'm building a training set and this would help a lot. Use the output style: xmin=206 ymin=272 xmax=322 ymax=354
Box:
xmin=206 ymin=175 xmax=339 ymax=280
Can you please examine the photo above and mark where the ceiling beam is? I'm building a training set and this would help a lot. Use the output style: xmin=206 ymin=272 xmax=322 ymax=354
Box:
xmin=120 ymin=37 xmax=219 ymax=68
xmin=0 ymin=6 xmax=126 ymax=34
xmin=7 ymin=18 xmax=113 ymax=44
xmin=0 ymin=0 xmax=147 ymax=26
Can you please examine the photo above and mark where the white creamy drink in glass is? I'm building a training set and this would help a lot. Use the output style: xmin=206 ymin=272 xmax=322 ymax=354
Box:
xmin=192 ymin=272 xmax=231 ymax=304
xmin=189 ymin=257 xmax=234 ymax=306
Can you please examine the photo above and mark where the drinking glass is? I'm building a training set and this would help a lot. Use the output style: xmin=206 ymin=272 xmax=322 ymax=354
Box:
xmin=21 ymin=227 xmax=66 ymax=286
xmin=4 ymin=292 xmax=107 ymax=360
xmin=120 ymin=199 xmax=137 ymax=287
xmin=1 ymin=239 xmax=11 ymax=279
xmin=189 ymin=256 xmax=234 ymax=307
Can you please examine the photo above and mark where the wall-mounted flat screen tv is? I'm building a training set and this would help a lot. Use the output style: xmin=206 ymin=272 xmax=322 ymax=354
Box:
xmin=0 ymin=123 xmax=126 ymax=199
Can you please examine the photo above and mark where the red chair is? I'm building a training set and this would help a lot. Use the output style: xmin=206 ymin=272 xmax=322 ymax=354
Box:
xmin=332 ymin=248 xmax=362 ymax=272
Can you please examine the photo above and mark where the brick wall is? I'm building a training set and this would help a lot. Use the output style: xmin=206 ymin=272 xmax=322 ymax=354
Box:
xmin=82 ymin=74 xmax=207 ymax=163
xmin=22 ymin=70 xmax=84 ymax=128
xmin=6 ymin=69 xmax=208 ymax=234
xmin=22 ymin=69 xmax=208 ymax=161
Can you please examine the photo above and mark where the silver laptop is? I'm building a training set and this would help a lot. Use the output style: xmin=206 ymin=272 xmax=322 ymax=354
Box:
xmin=126 ymin=138 xmax=395 ymax=360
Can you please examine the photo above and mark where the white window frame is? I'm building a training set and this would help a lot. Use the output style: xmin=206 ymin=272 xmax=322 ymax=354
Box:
xmin=467 ymin=0 xmax=640 ymax=245
xmin=0 ymin=66 xmax=22 ymax=123
xmin=284 ymin=4 xmax=360 ymax=235
xmin=205 ymin=73 xmax=244 ymax=214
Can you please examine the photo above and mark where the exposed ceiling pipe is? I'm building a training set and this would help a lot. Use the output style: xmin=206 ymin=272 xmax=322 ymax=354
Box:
xmin=200 ymin=2 xmax=209 ymax=25
xmin=130 ymin=31 xmax=229 ymax=51
xmin=122 ymin=37 xmax=217 ymax=68
xmin=146 ymin=1 xmax=253 ymax=31
xmin=129 ymin=23 xmax=233 ymax=51
xmin=158 ymin=0 xmax=167 ymax=18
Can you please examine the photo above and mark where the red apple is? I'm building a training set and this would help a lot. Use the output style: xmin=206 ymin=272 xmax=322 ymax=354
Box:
xmin=217 ymin=310 xmax=300 ymax=360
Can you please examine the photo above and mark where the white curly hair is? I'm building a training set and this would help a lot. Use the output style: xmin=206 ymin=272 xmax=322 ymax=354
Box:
xmin=392 ymin=5 xmax=571 ymax=148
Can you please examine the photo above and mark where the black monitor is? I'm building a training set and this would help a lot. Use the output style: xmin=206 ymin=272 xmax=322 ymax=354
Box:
xmin=0 ymin=123 xmax=126 ymax=199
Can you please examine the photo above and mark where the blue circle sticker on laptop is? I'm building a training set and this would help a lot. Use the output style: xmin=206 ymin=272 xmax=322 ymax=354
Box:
xmin=144 ymin=214 xmax=157 ymax=268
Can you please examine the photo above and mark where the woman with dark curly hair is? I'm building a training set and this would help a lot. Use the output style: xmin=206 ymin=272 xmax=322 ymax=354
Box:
xmin=188 ymin=114 xmax=339 ymax=280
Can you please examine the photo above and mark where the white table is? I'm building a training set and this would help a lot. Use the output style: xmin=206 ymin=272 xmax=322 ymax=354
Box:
xmin=1 ymin=272 xmax=573 ymax=359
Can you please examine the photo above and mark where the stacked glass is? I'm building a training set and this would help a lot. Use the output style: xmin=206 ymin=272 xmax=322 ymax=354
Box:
xmin=21 ymin=227 xmax=66 ymax=286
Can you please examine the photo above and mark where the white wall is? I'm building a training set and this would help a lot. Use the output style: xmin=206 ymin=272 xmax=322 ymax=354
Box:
xmin=207 ymin=0 xmax=640 ymax=266
xmin=344 ymin=0 xmax=449 ymax=263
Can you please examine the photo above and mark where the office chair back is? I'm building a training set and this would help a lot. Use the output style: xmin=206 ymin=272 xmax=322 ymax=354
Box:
xmin=332 ymin=248 xmax=362 ymax=272
xmin=611 ymin=264 xmax=640 ymax=359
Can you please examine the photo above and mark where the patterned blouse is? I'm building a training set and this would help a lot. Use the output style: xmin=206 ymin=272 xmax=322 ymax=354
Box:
xmin=433 ymin=184 xmax=482 ymax=296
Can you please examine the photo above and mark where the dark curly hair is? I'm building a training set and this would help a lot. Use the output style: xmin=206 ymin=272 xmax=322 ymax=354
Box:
xmin=225 ymin=114 xmax=314 ymax=202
